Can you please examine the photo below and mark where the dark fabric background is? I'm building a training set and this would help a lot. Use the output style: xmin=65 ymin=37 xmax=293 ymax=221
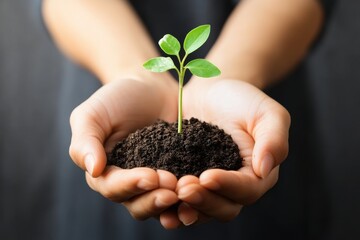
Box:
xmin=1 ymin=0 xmax=359 ymax=239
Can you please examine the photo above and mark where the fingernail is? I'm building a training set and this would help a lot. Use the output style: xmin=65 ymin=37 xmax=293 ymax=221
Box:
xmin=183 ymin=218 xmax=197 ymax=226
xmin=85 ymin=154 xmax=95 ymax=175
xmin=260 ymin=153 xmax=274 ymax=178
xmin=179 ymin=203 xmax=198 ymax=226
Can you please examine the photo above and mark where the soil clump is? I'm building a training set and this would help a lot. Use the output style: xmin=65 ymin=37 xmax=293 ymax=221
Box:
xmin=108 ymin=118 xmax=242 ymax=179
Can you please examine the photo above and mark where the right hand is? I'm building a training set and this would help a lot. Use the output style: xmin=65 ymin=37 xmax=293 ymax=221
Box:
xmin=174 ymin=78 xmax=290 ymax=225
xmin=68 ymin=74 xmax=180 ymax=224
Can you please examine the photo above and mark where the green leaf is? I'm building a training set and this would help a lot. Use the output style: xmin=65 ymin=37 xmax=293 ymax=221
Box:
xmin=143 ymin=57 xmax=176 ymax=72
xmin=183 ymin=25 xmax=210 ymax=55
xmin=158 ymin=34 xmax=181 ymax=56
xmin=185 ymin=59 xmax=221 ymax=78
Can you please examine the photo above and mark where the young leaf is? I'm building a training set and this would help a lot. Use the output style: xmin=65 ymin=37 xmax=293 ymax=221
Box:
xmin=183 ymin=25 xmax=210 ymax=55
xmin=158 ymin=34 xmax=181 ymax=56
xmin=143 ymin=57 xmax=176 ymax=72
xmin=185 ymin=59 xmax=221 ymax=78
xmin=143 ymin=24 xmax=221 ymax=134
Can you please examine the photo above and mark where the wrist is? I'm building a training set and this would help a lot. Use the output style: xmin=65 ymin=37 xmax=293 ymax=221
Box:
xmin=101 ymin=66 xmax=176 ymax=88
xmin=210 ymin=69 xmax=266 ymax=90
xmin=184 ymin=77 xmax=264 ymax=124
xmin=186 ymin=75 xmax=264 ymax=97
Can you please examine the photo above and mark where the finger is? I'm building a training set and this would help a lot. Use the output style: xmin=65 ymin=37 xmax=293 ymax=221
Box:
xmin=252 ymin=103 xmax=290 ymax=178
xmin=69 ymin=100 xmax=112 ymax=177
xmin=123 ymin=189 xmax=178 ymax=221
xmin=177 ymin=202 xmax=199 ymax=226
xmin=86 ymin=166 xmax=159 ymax=202
xmin=199 ymin=168 xmax=279 ymax=205
xmin=177 ymin=203 xmax=212 ymax=226
xmin=176 ymin=176 xmax=202 ymax=226
xmin=159 ymin=207 xmax=182 ymax=229
xmin=178 ymin=183 xmax=242 ymax=222
xmin=157 ymin=169 xmax=177 ymax=191
xmin=177 ymin=175 xmax=199 ymax=190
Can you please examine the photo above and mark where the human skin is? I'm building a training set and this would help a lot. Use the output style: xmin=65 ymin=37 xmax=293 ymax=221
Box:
xmin=43 ymin=0 xmax=323 ymax=229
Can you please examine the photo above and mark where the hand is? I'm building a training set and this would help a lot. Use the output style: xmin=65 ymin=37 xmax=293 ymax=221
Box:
xmin=173 ymin=78 xmax=290 ymax=225
xmin=69 ymin=75 xmax=180 ymax=222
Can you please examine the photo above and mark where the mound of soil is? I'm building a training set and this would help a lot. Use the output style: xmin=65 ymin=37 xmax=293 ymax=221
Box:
xmin=108 ymin=118 xmax=242 ymax=179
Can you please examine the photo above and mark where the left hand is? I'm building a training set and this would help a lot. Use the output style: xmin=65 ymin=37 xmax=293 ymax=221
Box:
xmin=68 ymin=76 xmax=181 ymax=226
xmin=168 ymin=78 xmax=290 ymax=226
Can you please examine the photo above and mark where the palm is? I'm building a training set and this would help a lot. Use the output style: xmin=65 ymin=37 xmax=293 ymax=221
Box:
xmin=184 ymin=79 xmax=276 ymax=168
xmin=81 ymin=78 xmax=177 ymax=152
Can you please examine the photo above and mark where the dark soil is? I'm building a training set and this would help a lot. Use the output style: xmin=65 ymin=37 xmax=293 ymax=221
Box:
xmin=108 ymin=118 xmax=242 ymax=179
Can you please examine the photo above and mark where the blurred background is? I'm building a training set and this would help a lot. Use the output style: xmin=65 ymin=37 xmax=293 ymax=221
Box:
xmin=1 ymin=0 xmax=359 ymax=239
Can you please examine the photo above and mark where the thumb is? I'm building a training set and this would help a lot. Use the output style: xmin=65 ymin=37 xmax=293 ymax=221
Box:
xmin=252 ymin=106 xmax=291 ymax=179
xmin=69 ymin=104 xmax=108 ymax=178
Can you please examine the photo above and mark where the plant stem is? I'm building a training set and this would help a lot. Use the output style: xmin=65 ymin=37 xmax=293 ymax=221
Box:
xmin=177 ymin=53 xmax=188 ymax=134
xmin=178 ymin=68 xmax=185 ymax=134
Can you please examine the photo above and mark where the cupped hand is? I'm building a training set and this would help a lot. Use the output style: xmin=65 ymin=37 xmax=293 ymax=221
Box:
xmin=175 ymin=78 xmax=290 ymax=225
xmin=69 ymin=74 xmax=180 ymax=223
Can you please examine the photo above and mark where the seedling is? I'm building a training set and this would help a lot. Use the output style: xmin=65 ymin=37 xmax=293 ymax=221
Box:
xmin=143 ymin=24 xmax=221 ymax=134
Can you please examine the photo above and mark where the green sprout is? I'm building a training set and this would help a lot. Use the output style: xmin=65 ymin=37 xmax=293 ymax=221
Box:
xmin=143 ymin=24 xmax=221 ymax=134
